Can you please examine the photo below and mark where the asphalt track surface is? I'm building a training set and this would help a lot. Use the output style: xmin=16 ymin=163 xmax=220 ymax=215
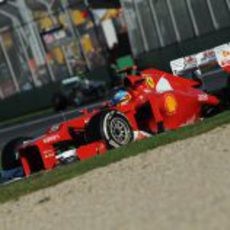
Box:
xmin=0 ymin=102 xmax=102 ymax=151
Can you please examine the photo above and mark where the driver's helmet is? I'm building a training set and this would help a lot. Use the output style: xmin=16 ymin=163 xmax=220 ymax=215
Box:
xmin=112 ymin=89 xmax=132 ymax=106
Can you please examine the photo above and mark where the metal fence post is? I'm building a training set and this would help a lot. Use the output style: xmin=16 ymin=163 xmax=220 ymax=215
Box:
xmin=206 ymin=0 xmax=219 ymax=30
xmin=17 ymin=28 xmax=39 ymax=86
xmin=120 ymin=0 xmax=143 ymax=57
xmin=0 ymin=9 xmax=39 ymax=87
xmin=148 ymin=0 xmax=164 ymax=47
xmin=8 ymin=0 xmax=56 ymax=82
xmin=166 ymin=0 xmax=181 ymax=42
xmin=0 ymin=87 xmax=4 ymax=99
xmin=225 ymin=0 xmax=230 ymax=11
xmin=0 ymin=34 xmax=20 ymax=92
xmin=185 ymin=0 xmax=199 ymax=36
xmin=132 ymin=0 xmax=149 ymax=52
xmin=62 ymin=46 xmax=74 ymax=76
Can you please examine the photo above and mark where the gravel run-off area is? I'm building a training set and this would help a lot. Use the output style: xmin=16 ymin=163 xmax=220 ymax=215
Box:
xmin=1 ymin=124 xmax=230 ymax=230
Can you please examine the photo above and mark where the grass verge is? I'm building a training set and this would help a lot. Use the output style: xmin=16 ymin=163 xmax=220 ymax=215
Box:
xmin=0 ymin=110 xmax=230 ymax=203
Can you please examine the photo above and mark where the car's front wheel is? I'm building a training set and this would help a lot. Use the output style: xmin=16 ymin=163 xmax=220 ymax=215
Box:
xmin=86 ymin=110 xmax=134 ymax=148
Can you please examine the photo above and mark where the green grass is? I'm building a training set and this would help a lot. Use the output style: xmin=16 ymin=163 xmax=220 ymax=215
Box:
xmin=1 ymin=110 xmax=230 ymax=203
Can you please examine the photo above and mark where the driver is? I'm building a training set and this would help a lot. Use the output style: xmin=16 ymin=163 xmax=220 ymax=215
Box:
xmin=112 ymin=89 xmax=132 ymax=106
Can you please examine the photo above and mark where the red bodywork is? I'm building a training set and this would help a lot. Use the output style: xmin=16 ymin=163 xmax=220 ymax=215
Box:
xmin=18 ymin=69 xmax=219 ymax=176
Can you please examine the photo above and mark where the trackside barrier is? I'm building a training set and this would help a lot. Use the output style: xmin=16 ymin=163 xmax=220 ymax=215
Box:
xmin=137 ymin=27 xmax=230 ymax=72
xmin=0 ymin=66 xmax=112 ymax=121
xmin=0 ymin=82 xmax=61 ymax=121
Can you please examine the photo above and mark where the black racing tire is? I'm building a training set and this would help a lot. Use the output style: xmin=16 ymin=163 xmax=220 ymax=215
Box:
xmin=70 ymin=90 xmax=84 ymax=107
xmin=157 ymin=122 xmax=165 ymax=134
xmin=201 ymin=105 xmax=221 ymax=118
xmin=1 ymin=137 xmax=31 ymax=171
xmin=86 ymin=110 xmax=134 ymax=148
xmin=52 ymin=93 xmax=68 ymax=111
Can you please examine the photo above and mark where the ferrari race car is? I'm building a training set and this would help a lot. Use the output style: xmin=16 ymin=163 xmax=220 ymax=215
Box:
xmin=1 ymin=68 xmax=219 ymax=181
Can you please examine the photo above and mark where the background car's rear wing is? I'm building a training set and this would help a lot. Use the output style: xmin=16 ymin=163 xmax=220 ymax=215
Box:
xmin=170 ymin=43 xmax=230 ymax=76
xmin=170 ymin=43 xmax=230 ymax=92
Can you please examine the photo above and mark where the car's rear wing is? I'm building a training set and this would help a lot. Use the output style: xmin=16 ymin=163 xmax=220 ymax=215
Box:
xmin=170 ymin=43 xmax=230 ymax=77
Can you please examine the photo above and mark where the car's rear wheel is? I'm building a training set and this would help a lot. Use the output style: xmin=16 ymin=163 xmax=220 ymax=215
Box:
xmin=1 ymin=137 xmax=31 ymax=171
xmin=201 ymin=105 xmax=221 ymax=118
xmin=86 ymin=110 xmax=133 ymax=148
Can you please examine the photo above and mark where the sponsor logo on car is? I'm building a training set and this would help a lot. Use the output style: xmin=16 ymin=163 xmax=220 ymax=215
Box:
xmin=43 ymin=134 xmax=61 ymax=144
xmin=164 ymin=94 xmax=178 ymax=115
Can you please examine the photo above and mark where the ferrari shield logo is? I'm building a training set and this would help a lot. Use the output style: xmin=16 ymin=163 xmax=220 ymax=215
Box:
xmin=145 ymin=77 xmax=155 ymax=89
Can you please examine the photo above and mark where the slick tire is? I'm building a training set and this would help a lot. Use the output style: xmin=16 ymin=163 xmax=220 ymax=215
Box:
xmin=1 ymin=137 xmax=31 ymax=171
xmin=86 ymin=110 xmax=133 ymax=148
xmin=52 ymin=93 xmax=68 ymax=111
xmin=157 ymin=122 xmax=165 ymax=134
xmin=201 ymin=105 xmax=221 ymax=118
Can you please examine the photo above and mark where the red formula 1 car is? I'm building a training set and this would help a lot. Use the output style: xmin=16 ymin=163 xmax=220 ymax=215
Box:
xmin=1 ymin=69 xmax=219 ymax=180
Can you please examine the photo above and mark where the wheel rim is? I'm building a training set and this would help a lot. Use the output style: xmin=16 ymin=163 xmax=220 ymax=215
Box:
xmin=109 ymin=117 xmax=131 ymax=145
